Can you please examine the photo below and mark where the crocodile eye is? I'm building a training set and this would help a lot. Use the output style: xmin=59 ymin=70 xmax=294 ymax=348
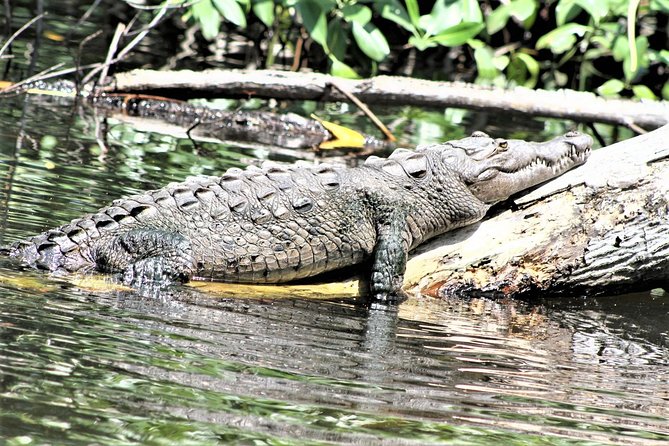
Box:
xmin=471 ymin=131 xmax=489 ymax=138
xmin=496 ymin=139 xmax=508 ymax=150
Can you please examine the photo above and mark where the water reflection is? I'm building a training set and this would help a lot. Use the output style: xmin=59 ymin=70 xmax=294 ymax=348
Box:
xmin=1 ymin=275 xmax=668 ymax=445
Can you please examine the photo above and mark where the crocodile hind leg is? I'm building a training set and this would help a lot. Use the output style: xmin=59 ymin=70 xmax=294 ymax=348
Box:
xmin=369 ymin=213 xmax=412 ymax=306
xmin=96 ymin=228 xmax=196 ymax=288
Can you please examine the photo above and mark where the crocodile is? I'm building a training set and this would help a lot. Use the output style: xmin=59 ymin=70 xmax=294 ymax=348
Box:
xmin=2 ymin=131 xmax=592 ymax=303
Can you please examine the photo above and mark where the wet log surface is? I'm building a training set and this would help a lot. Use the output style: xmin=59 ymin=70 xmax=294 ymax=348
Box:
xmin=109 ymin=69 xmax=669 ymax=129
xmin=404 ymin=124 xmax=669 ymax=299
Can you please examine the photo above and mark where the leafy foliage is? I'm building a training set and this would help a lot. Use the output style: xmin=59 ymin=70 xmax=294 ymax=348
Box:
xmin=179 ymin=0 xmax=669 ymax=100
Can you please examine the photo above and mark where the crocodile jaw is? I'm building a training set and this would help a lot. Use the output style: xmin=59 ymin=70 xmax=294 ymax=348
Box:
xmin=447 ymin=131 xmax=593 ymax=204
xmin=471 ymin=143 xmax=591 ymax=202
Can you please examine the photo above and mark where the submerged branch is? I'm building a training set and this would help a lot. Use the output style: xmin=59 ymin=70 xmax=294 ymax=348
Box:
xmin=109 ymin=69 xmax=669 ymax=129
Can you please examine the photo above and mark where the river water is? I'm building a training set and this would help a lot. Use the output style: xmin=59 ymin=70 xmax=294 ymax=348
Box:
xmin=1 ymin=2 xmax=668 ymax=445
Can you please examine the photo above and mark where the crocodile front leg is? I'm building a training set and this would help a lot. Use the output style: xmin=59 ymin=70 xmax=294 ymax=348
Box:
xmin=369 ymin=211 xmax=412 ymax=305
xmin=96 ymin=228 xmax=196 ymax=287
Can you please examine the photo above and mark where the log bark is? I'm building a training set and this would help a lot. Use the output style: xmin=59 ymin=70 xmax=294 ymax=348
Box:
xmin=108 ymin=69 xmax=669 ymax=129
xmin=404 ymin=124 xmax=669 ymax=299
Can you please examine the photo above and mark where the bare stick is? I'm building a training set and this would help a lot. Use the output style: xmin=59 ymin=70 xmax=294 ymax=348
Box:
xmin=327 ymin=80 xmax=397 ymax=142
xmin=75 ymin=29 xmax=103 ymax=87
xmin=0 ymin=13 xmax=45 ymax=59
xmin=0 ymin=62 xmax=103 ymax=95
xmin=98 ymin=22 xmax=125 ymax=86
xmin=81 ymin=1 xmax=169 ymax=86
xmin=0 ymin=62 xmax=66 ymax=95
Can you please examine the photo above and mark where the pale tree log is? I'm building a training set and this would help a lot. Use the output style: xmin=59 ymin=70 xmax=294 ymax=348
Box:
xmin=404 ymin=124 xmax=669 ymax=299
xmin=108 ymin=69 xmax=669 ymax=129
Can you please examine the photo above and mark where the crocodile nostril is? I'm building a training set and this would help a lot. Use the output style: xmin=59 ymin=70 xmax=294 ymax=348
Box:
xmin=565 ymin=131 xmax=581 ymax=138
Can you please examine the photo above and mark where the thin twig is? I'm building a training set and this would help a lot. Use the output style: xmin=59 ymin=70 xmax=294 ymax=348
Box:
xmin=81 ymin=1 xmax=169 ymax=86
xmin=327 ymin=81 xmax=397 ymax=142
xmin=98 ymin=23 xmax=125 ymax=86
xmin=0 ymin=62 xmax=66 ymax=95
xmin=0 ymin=13 xmax=45 ymax=59
xmin=115 ymin=2 xmax=168 ymax=61
xmin=75 ymin=29 xmax=103 ymax=88
xmin=624 ymin=119 xmax=647 ymax=135
xmin=0 ymin=62 xmax=107 ymax=96
xmin=124 ymin=0 xmax=199 ymax=11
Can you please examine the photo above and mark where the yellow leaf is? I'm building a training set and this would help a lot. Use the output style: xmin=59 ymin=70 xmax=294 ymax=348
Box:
xmin=44 ymin=31 xmax=65 ymax=42
xmin=312 ymin=114 xmax=366 ymax=149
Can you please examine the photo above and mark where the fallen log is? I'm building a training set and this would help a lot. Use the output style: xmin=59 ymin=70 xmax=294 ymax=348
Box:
xmin=108 ymin=69 xmax=669 ymax=130
xmin=404 ymin=124 xmax=669 ymax=299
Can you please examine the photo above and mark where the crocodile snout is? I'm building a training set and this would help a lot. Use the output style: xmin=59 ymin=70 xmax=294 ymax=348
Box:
xmin=563 ymin=131 xmax=594 ymax=153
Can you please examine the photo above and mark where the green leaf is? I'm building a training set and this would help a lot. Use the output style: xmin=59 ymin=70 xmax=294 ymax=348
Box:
xmin=555 ymin=0 xmax=581 ymax=26
xmin=488 ymin=0 xmax=536 ymax=34
xmin=632 ymin=85 xmax=657 ymax=100
xmin=329 ymin=55 xmax=360 ymax=79
xmin=409 ymin=35 xmax=435 ymax=51
xmin=508 ymin=0 xmax=537 ymax=22
xmin=468 ymin=38 xmax=485 ymax=49
xmin=430 ymin=22 xmax=484 ymax=47
xmin=405 ymin=0 xmax=421 ymax=28
xmin=252 ymin=0 xmax=274 ymax=28
xmin=623 ymin=36 xmax=649 ymax=82
xmin=375 ymin=0 xmax=415 ymax=34
xmin=557 ymin=0 xmax=610 ymax=25
xmin=512 ymin=52 xmax=539 ymax=87
xmin=459 ymin=0 xmax=483 ymax=23
xmin=326 ymin=18 xmax=347 ymax=61
xmin=596 ymin=79 xmax=625 ymax=97
xmin=573 ymin=0 xmax=610 ymax=24
xmin=341 ymin=4 xmax=372 ymax=25
xmin=612 ymin=36 xmax=628 ymax=61
xmin=651 ymin=0 xmax=669 ymax=12
xmin=536 ymin=23 xmax=591 ymax=54
xmin=422 ymin=0 xmax=482 ymax=36
xmin=473 ymin=45 xmax=498 ymax=79
xmin=658 ymin=49 xmax=669 ymax=65
xmin=516 ymin=52 xmax=539 ymax=75
xmin=213 ymin=0 xmax=247 ymax=28
xmin=493 ymin=55 xmax=509 ymax=71
xmin=296 ymin=0 xmax=329 ymax=50
xmin=486 ymin=5 xmax=510 ymax=35
xmin=662 ymin=81 xmax=669 ymax=100
xmin=192 ymin=0 xmax=222 ymax=40
xmin=352 ymin=22 xmax=390 ymax=61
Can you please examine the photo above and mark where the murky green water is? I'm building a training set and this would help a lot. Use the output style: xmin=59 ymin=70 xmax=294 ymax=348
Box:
xmin=1 ymin=2 xmax=668 ymax=445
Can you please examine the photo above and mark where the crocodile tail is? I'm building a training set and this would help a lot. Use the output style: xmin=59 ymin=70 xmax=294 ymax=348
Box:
xmin=5 ymin=228 xmax=93 ymax=273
